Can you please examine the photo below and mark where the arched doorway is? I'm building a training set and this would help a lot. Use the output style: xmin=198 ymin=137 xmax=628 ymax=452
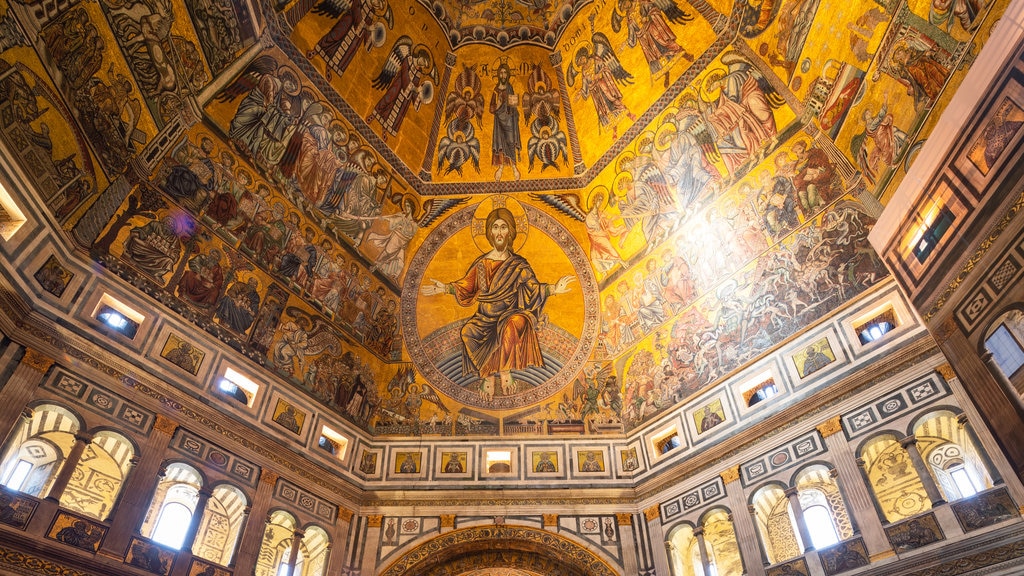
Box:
xmin=378 ymin=525 xmax=620 ymax=576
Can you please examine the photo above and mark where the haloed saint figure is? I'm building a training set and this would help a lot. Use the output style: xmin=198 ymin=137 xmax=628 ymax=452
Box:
xmin=421 ymin=207 xmax=575 ymax=399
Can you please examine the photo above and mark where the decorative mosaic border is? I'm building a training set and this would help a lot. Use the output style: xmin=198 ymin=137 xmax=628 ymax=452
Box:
xmin=842 ymin=374 xmax=950 ymax=440
xmin=741 ymin=430 xmax=825 ymax=487
xmin=661 ymin=476 xmax=726 ymax=521
xmin=275 ymin=479 xmax=338 ymax=525
xmin=45 ymin=371 xmax=154 ymax=434
xmin=170 ymin=429 xmax=259 ymax=487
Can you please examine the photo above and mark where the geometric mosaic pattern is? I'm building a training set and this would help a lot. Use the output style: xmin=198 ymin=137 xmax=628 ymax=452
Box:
xmin=661 ymin=476 xmax=726 ymax=521
xmin=170 ymin=429 xmax=260 ymax=487
xmin=45 ymin=371 xmax=155 ymax=434
xmin=843 ymin=374 xmax=950 ymax=440
xmin=741 ymin=431 xmax=825 ymax=487
xmin=275 ymin=479 xmax=338 ymax=525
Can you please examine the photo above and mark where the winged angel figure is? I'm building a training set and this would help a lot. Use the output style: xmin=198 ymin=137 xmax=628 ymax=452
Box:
xmin=530 ymin=189 xmax=627 ymax=276
xmin=306 ymin=0 xmax=394 ymax=81
xmin=565 ymin=31 xmax=635 ymax=134
xmin=272 ymin=307 xmax=342 ymax=379
xmin=610 ymin=0 xmax=694 ymax=75
xmin=363 ymin=194 xmax=467 ymax=280
xmin=366 ymin=36 xmax=437 ymax=140
xmin=436 ymin=65 xmax=486 ymax=176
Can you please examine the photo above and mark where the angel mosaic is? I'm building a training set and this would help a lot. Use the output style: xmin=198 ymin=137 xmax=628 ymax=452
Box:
xmin=306 ymin=0 xmax=394 ymax=81
xmin=366 ymin=36 xmax=436 ymax=140
xmin=611 ymin=0 xmax=694 ymax=77
xmin=530 ymin=189 xmax=627 ymax=278
xmin=437 ymin=65 xmax=485 ymax=176
xmin=566 ymin=30 xmax=635 ymax=136
xmin=361 ymin=194 xmax=466 ymax=282
xmin=522 ymin=64 xmax=569 ymax=172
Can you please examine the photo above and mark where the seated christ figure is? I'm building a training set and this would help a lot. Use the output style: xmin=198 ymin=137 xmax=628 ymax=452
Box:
xmin=421 ymin=207 xmax=575 ymax=397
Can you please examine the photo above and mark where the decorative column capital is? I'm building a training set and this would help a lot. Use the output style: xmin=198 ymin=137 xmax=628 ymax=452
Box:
xmin=22 ymin=348 xmax=54 ymax=373
xmin=339 ymin=508 xmax=354 ymax=522
xmin=20 ymin=407 xmax=33 ymax=421
xmin=693 ymin=526 xmax=705 ymax=537
xmin=935 ymin=363 xmax=957 ymax=381
xmin=643 ymin=505 xmax=660 ymax=522
xmin=956 ymin=413 xmax=969 ymax=427
xmin=617 ymin=512 xmax=634 ymax=526
xmin=899 ymin=435 xmax=918 ymax=448
xmin=260 ymin=470 xmax=279 ymax=486
xmin=367 ymin=515 xmax=383 ymax=528
xmin=543 ymin=513 xmax=558 ymax=527
xmin=784 ymin=486 xmax=800 ymax=498
xmin=73 ymin=431 xmax=94 ymax=444
xmin=816 ymin=416 xmax=843 ymax=438
xmin=440 ymin=514 xmax=455 ymax=528
xmin=720 ymin=465 xmax=741 ymax=484
xmin=153 ymin=414 xmax=178 ymax=436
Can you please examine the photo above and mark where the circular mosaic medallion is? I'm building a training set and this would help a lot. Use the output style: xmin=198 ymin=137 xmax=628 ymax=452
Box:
xmin=403 ymin=196 xmax=599 ymax=410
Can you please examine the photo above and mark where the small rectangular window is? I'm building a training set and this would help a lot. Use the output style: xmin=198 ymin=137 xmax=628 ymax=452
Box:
xmin=855 ymin=307 xmax=897 ymax=345
xmin=92 ymin=294 xmax=144 ymax=339
xmin=653 ymin=430 xmax=681 ymax=455
xmin=485 ymin=450 xmax=512 ymax=473
xmin=912 ymin=206 xmax=954 ymax=263
xmin=0 ymin=178 xmax=27 ymax=240
xmin=986 ymin=324 xmax=1024 ymax=377
xmin=318 ymin=425 xmax=348 ymax=460
xmin=217 ymin=367 xmax=259 ymax=407
xmin=4 ymin=459 xmax=31 ymax=491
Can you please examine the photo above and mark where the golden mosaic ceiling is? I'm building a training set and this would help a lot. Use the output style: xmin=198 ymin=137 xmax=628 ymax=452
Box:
xmin=0 ymin=0 xmax=1007 ymax=439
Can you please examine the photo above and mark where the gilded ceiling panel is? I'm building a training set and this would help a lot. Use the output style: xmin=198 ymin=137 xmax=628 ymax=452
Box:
xmin=0 ymin=0 xmax=1012 ymax=442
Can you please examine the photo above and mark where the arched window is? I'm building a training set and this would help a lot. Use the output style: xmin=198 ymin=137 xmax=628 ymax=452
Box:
xmin=62 ymin=430 xmax=136 ymax=520
xmin=256 ymin=510 xmax=298 ymax=576
xmin=667 ymin=524 xmax=694 ymax=576
xmin=984 ymin=310 xmax=1024 ymax=386
xmin=0 ymin=403 xmax=81 ymax=499
xmin=702 ymin=508 xmax=741 ymax=575
xmin=152 ymin=501 xmax=193 ymax=549
xmin=194 ymin=484 xmax=249 ymax=566
xmin=858 ymin=433 xmax=932 ymax=522
xmin=141 ymin=463 xmax=202 ymax=549
xmin=750 ymin=484 xmax=800 ymax=564
xmin=915 ymin=410 xmax=994 ymax=502
xmin=794 ymin=465 xmax=853 ymax=549
xmin=300 ymin=525 xmax=331 ymax=576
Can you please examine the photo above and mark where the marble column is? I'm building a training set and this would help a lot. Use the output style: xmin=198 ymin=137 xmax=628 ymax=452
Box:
xmin=284 ymin=529 xmax=304 ymax=576
xmin=360 ymin=515 xmax=383 ymax=575
xmin=694 ymin=526 xmax=712 ymax=576
xmin=231 ymin=470 xmax=279 ymax=575
xmin=816 ymin=417 xmax=892 ymax=560
xmin=46 ymin=431 xmax=93 ymax=503
xmin=614 ymin=510 xmax=638 ymax=573
xmin=99 ymin=414 xmax=178 ymax=559
xmin=785 ymin=487 xmax=814 ymax=553
xmin=643 ymin=507 xmax=666 ymax=575
xmin=326 ymin=508 xmax=353 ymax=574
xmin=900 ymin=436 xmax=945 ymax=506
xmin=721 ymin=466 xmax=766 ymax=576
xmin=982 ymin=352 xmax=1024 ymax=413
xmin=0 ymin=348 xmax=54 ymax=447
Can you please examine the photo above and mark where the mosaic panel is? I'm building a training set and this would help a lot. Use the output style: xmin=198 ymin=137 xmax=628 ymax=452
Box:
xmin=819 ymin=537 xmax=869 ymax=575
xmin=950 ymin=486 xmax=1019 ymax=532
xmin=34 ymin=255 xmax=74 ymax=298
xmin=662 ymin=476 xmax=725 ymax=520
xmin=955 ymin=231 xmax=1024 ymax=333
xmin=766 ymin=557 xmax=810 ymax=576
xmin=885 ymin=512 xmax=944 ymax=553
xmin=0 ymin=488 xmax=37 ymax=530
xmin=125 ymin=537 xmax=175 ymax=575
xmin=46 ymin=511 xmax=105 ymax=553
